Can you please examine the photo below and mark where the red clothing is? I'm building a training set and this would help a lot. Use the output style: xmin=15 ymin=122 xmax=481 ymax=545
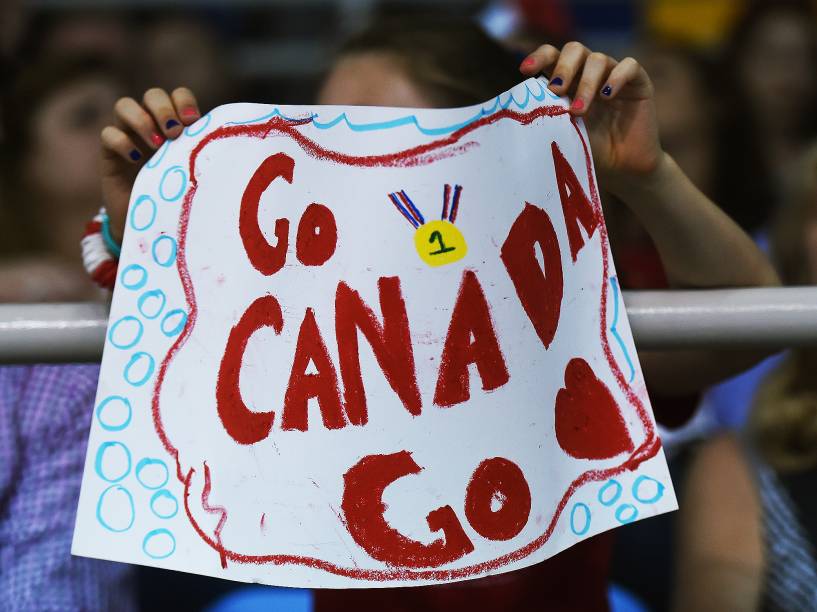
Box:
xmin=314 ymin=532 xmax=614 ymax=612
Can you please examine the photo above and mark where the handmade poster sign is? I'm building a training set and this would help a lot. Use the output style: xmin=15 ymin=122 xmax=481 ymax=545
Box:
xmin=73 ymin=77 xmax=677 ymax=588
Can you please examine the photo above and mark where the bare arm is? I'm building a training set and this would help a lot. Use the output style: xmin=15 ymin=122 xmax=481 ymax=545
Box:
xmin=608 ymin=153 xmax=778 ymax=290
xmin=673 ymin=435 xmax=764 ymax=612
xmin=613 ymin=154 xmax=779 ymax=395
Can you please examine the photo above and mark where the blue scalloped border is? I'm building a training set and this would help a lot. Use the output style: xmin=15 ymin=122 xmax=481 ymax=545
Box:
xmin=223 ymin=78 xmax=561 ymax=135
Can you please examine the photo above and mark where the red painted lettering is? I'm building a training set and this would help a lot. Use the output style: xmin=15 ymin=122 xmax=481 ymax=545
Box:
xmin=335 ymin=277 xmax=421 ymax=426
xmin=464 ymin=457 xmax=531 ymax=541
xmin=342 ymin=451 xmax=474 ymax=568
xmin=296 ymin=203 xmax=337 ymax=266
xmin=500 ymin=202 xmax=564 ymax=349
xmin=434 ymin=270 xmax=509 ymax=407
xmin=282 ymin=308 xmax=345 ymax=431
xmin=552 ymin=141 xmax=599 ymax=262
xmin=216 ymin=295 xmax=283 ymax=445
xmin=240 ymin=153 xmax=293 ymax=275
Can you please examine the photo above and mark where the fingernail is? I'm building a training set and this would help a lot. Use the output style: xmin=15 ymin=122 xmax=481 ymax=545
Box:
xmin=165 ymin=119 xmax=180 ymax=130
xmin=571 ymin=98 xmax=585 ymax=111
xmin=601 ymin=84 xmax=613 ymax=96
xmin=520 ymin=56 xmax=536 ymax=69
xmin=129 ymin=149 xmax=142 ymax=161
xmin=550 ymin=76 xmax=564 ymax=87
xmin=181 ymin=106 xmax=199 ymax=119
xmin=150 ymin=132 xmax=164 ymax=147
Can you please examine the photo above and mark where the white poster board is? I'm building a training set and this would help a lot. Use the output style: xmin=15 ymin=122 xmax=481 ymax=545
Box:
xmin=73 ymin=77 xmax=676 ymax=588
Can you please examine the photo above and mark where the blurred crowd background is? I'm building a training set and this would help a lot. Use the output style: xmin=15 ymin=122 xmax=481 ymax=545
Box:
xmin=1 ymin=1 xmax=817 ymax=611
xmin=2 ymin=0 xmax=816 ymax=302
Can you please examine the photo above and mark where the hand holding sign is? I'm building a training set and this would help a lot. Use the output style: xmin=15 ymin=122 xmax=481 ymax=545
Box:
xmin=520 ymin=42 xmax=663 ymax=181
xmin=100 ymin=87 xmax=202 ymax=242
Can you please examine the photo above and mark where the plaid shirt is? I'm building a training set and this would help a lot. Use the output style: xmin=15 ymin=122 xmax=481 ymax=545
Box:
xmin=0 ymin=364 xmax=136 ymax=612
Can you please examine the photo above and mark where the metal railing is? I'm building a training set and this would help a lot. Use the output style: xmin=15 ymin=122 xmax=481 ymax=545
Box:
xmin=1 ymin=287 xmax=816 ymax=363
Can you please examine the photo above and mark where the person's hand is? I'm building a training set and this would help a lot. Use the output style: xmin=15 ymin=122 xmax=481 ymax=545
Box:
xmin=100 ymin=87 xmax=202 ymax=241
xmin=519 ymin=43 xmax=664 ymax=190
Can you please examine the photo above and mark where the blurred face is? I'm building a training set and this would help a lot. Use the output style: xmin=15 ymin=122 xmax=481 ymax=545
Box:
xmin=45 ymin=16 xmax=131 ymax=63
xmin=25 ymin=76 xmax=119 ymax=203
xmin=739 ymin=10 xmax=816 ymax=123
xmin=0 ymin=0 xmax=25 ymax=58
xmin=317 ymin=53 xmax=434 ymax=108
xmin=142 ymin=19 xmax=228 ymax=109
xmin=646 ymin=50 xmax=713 ymax=190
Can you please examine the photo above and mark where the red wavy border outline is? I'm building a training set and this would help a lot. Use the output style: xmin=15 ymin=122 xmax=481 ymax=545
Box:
xmin=150 ymin=105 xmax=661 ymax=581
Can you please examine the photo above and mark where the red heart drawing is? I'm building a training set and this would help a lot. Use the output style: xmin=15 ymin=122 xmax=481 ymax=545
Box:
xmin=555 ymin=358 xmax=634 ymax=460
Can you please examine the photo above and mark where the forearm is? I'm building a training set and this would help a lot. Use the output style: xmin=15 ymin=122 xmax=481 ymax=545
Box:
xmin=605 ymin=152 xmax=779 ymax=289
xmin=606 ymin=154 xmax=780 ymax=394
xmin=672 ymin=558 xmax=761 ymax=612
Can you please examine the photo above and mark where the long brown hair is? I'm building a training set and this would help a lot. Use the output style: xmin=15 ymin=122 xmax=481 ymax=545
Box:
xmin=336 ymin=15 xmax=524 ymax=108
xmin=751 ymin=144 xmax=817 ymax=471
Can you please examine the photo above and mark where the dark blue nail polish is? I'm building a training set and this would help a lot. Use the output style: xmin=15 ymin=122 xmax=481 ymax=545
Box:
xmin=601 ymin=84 xmax=613 ymax=96
xmin=551 ymin=77 xmax=563 ymax=87
xmin=129 ymin=149 xmax=142 ymax=161
xmin=165 ymin=119 xmax=180 ymax=129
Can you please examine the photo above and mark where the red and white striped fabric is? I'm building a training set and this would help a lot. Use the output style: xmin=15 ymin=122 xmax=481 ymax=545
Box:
xmin=81 ymin=210 xmax=118 ymax=290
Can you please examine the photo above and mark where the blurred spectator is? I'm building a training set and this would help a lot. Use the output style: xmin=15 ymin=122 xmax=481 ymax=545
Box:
xmin=1 ymin=55 xmax=123 ymax=301
xmin=17 ymin=10 xmax=133 ymax=67
xmin=0 ymin=0 xmax=26 ymax=62
xmin=645 ymin=0 xmax=742 ymax=48
xmin=674 ymin=144 xmax=817 ymax=612
xmin=0 ymin=365 xmax=137 ymax=611
xmin=138 ymin=15 xmax=236 ymax=111
xmin=480 ymin=0 xmax=574 ymax=56
xmin=645 ymin=43 xmax=716 ymax=195
xmin=0 ymin=0 xmax=26 ymax=148
xmin=713 ymin=0 xmax=817 ymax=235
xmin=689 ymin=0 xmax=817 ymax=433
